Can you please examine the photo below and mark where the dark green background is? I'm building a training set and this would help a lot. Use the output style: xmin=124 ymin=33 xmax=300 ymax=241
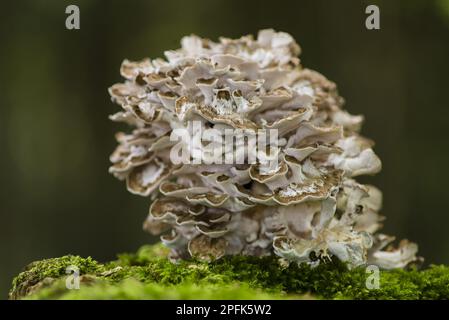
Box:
xmin=1 ymin=0 xmax=449 ymax=298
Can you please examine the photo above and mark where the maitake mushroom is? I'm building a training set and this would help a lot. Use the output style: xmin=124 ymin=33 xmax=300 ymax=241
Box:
xmin=109 ymin=29 xmax=419 ymax=269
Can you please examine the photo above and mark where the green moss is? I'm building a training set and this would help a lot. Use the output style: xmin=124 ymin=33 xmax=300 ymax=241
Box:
xmin=28 ymin=278 xmax=311 ymax=300
xmin=9 ymin=255 xmax=103 ymax=300
xmin=9 ymin=244 xmax=449 ymax=300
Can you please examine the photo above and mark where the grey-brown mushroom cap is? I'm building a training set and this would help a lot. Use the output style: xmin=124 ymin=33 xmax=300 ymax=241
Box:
xmin=108 ymin=29 xmax=419 ymax=269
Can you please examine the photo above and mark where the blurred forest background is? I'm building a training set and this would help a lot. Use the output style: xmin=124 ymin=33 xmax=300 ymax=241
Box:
xmin=1 ymin=0 xmax=449 ymax=297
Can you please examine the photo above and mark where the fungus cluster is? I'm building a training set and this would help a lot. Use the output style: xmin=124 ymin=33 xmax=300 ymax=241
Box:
xmin=109 ymin=29 xmax=419 ymax=268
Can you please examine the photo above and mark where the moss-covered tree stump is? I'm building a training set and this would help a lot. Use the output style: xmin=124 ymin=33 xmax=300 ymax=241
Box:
xmin=9 ymin=244 xmax=449 ymax=300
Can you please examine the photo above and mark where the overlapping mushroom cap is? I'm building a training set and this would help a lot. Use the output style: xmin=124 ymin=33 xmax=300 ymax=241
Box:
xmin=109 ymin=29 xmax=419 ymax=268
